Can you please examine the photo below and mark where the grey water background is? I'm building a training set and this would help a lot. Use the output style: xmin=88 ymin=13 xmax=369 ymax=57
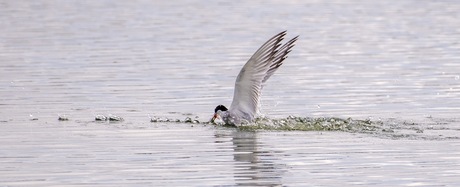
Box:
xmin=1 ymin=0 xmax=460 ymax=186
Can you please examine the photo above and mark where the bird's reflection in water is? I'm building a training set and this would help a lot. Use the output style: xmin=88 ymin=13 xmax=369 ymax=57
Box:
xmin=215 ymin=130 xmax=284 ymax=186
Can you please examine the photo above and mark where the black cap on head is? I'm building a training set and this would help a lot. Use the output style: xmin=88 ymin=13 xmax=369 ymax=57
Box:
xmin=214 ymin=105 xmax=228 ymax=113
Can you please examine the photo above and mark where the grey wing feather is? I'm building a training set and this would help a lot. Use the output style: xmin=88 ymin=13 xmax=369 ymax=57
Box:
xmin=229 ymin=31 xmax=298 ymax=121
xmin=262 ymin=35 xmax=299 ymax=84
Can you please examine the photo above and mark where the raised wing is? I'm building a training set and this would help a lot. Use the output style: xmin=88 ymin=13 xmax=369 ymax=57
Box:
xmin=229 ymin=31 xmax=298 ymax=121
xmin=262 ymin=35 xmax=298 ymax=84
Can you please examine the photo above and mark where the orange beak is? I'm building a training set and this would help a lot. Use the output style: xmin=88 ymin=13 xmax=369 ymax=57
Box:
xmin=211 ymin=113 xmax=219 ymax=123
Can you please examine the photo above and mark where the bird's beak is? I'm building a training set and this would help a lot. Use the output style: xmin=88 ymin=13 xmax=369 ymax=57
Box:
xmin=211 ymin=113 xmax=219 ymax=123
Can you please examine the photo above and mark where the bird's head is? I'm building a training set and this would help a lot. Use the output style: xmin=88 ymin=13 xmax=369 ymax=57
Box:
xmin=211 ymin=105 xmax=228 ymax=123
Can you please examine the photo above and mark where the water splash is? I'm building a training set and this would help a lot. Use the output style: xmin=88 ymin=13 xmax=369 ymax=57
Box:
xmin=58 ymin=114 xmax=69 ymax=121
xmin=150 ymin=115 xmax=379 ymax=132
xmin=95 ymin=114 xmax=124 ymax=122
xmin=238 ymin=116 xmax=379 ymax=132
xmin=29 ymin=114 xmax=38 ymax=121
xmin=148 ymin=115 xmax=458 ymax=140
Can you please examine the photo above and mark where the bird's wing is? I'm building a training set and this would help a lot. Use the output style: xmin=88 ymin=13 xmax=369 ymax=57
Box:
xmin=229 ymin=31 xmax=297 ymax=120
xmin=262 ymin=35 xmax=299 ymax=84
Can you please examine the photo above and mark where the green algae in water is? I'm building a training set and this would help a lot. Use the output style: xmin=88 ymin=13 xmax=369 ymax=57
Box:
xmin=150 ymin=115 xmax=381 ymax=133
xmin=237 ymin=116 xmax=380 ymax=132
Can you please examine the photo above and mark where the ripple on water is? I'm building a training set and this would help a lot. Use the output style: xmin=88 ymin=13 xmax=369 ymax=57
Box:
xmin=148 ymin=115 xmax=460 ymax=140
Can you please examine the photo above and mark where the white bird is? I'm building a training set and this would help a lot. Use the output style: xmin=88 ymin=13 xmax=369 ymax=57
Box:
xmin=212 ymin=31 xmax=299 ymax=125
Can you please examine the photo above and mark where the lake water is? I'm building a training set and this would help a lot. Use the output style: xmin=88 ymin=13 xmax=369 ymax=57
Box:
xmin=1 ymin=0 xmax=459 ymax=186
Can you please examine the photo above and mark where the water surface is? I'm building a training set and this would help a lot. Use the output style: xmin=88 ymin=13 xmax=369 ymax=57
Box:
xmin=1 ymin=0 xmax=459 ymax=186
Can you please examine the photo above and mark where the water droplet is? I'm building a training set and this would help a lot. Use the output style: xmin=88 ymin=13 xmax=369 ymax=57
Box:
xmin=455 ymin=75 xmax=459 ymax=80
xmin=316 ymin=105 xmax=321 ymax=109
xmin=184 ymin=117 xmax=192 ymax=123
xmin=95 ymin=114 xmax=107 ymax=121
xmin=29 ymin=114 xmax=38 ymax=121
xmin=108 ymin=114 xmax=123 ymax=121
xmin=58 ymin=114 xmax=69 ymax=121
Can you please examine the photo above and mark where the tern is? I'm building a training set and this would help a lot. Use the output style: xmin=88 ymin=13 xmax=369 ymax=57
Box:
xmin=212 ymin=31 xmax=299 ymax=125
